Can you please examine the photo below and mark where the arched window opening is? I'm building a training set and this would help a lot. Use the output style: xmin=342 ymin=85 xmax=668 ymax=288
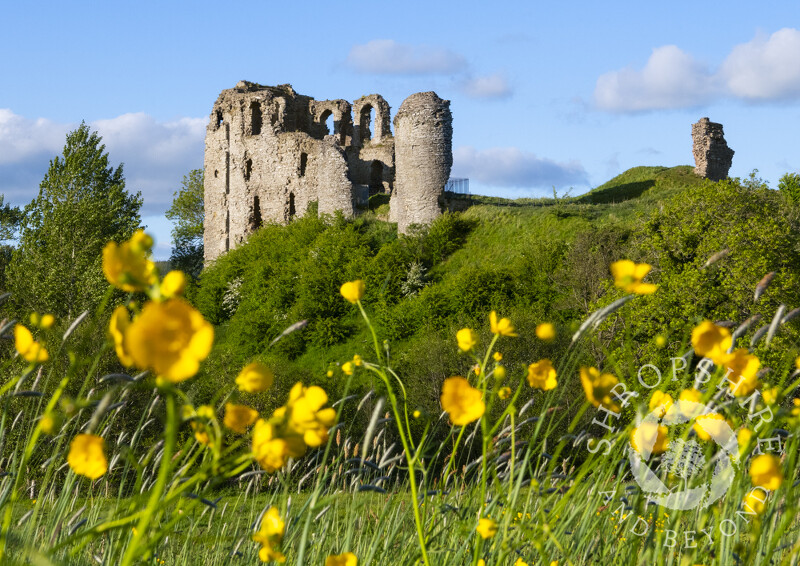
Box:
xmin=215 ymin=110 xmax=223 ymax=129
xmin=299 ymin=153 xmax=308 ymax=177
xmin=250 ymin=102 xmax=262 ymax=135
xmin=214 ymin=169 xmax=219 ymax=178
xmin=359 ymin=105 xmax=373 ymax=142
xmin=250 ymin=195 xmax=262 ymax=231
xmin=370 ymin=160 xmax=383 ymax=193
xmin=288 ymin=192 xmax=296 ymax=220
xmin=320 ymin=109 xmax=334 ymax=135
xmin=244 ymin=159 xmax=252 ymax=181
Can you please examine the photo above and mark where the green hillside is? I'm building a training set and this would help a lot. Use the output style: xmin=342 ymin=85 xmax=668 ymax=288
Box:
xmin=189 ymin=166 xmax=800 ymax=420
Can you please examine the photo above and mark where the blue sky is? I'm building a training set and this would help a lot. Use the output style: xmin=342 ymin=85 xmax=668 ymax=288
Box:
xmin=2 ymin=1 xmax=799 ymax=258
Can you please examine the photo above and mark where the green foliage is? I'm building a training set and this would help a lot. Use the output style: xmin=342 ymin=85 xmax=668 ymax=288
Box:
xmin=778 ymin=171 xmax=800 ymax=203
xmin=6 ymin=123 xmax=142 ymax=318
xmin=166 ymin=168 xmax=204 ymax=278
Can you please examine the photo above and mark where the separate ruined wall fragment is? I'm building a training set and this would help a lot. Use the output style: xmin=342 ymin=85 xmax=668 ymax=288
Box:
xmin=692 ymin=117 xmax=734 ymax=181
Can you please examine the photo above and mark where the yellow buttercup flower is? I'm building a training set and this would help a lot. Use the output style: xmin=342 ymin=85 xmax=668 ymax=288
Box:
xmin=280 ymin=382 xmax=337 ymax=448
xmin=14 ymin=324 xmax=49 ymax=363
xmin=191 ymin=421 xmax=211 ymax=445
xmin=476 ymin=517 xmax=498 ymax=539
xmin=691 ymin=320 xmax=732 ymax=364
xmin=743 ymin=489 xmax=766 ymax=515
xmin=457 ymin=328 xmax=478 ymax=352
xmin=440 ymin=376 xmax=485 ymax=426
xmin=527 ymin=359 xmax=557 ymax=391
xmin=30 ymin=313 xmax=55 ymax=329
xmin=352 ymin=354 xmax=362 ymax=367
xmin=224 ymin=403 xmax=259 ymax=434
xmin=493 ymin=352 xmax=503 ymax=362
xmin=498 ymin=386 xmax=511 ymax=399
xmin=160 ymin=270 xmax=187 ymax=299
xmin=679 ymin=388 xmax=702 ymax=403
xmin=738 ymin=428 xmax=753 ymax=456
xmin=102 ymin=229 xmax=158 ymax=293
xmin=413 ymin=410 xmax=421 ymax=419
xmin=693 ymin=413 xmax=728 ymax=441
xmin=655 ymin=334 xmax=666 ymax=348
xmin=610 ymin=260 xmax=657 ymax=295
xmin=252 ymin=419 xmax=303 ymax=472
xmin=750 ymin=454 xmax=783 ymax=491
xmin=648 ymin=391 xmax=673 ymax=417
xmin=536 ymin=322 xmax=556 ymax=341
xmin=236 ymin=362 xmax=274 ymax=393
xmin=722 ymin=349 xmax=761 ymax=396
xmin=493 ymin=365 xmax=506 ymax=381
xmin=762 ymin=387 xmax=779 ymax=405
xmin=67 ymin=434 xmax=108 ymax=480
xmin=490 ymin=311 xmax=517 ymax=337
xmin=341 ymin=361 xmax=354 ymax=376
xmin=514 ymin=559 xmax=529 ymax=566
xmin=125 ymin=299 xmax=213 ymax=383
xmin=40 ymin=412 xmax=58 ymax=435
xmin=109 ymin=306 xmax=134 ymax=367
xmin=340 ymin=280 xmax=365 ymax=304
xmin=325 ymin=552 xmax=358 ymax=566
xmin=630 ymin=423 xmax=669 ymax=455
xmin=579 ymin=367 xmax=620 ymax=411
xmin=253 ymin=506 xmax=286 ymax=563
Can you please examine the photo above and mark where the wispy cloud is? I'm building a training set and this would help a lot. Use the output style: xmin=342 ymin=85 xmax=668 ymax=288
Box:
xmin=453 ymin=146 xmax=588 ymax=189
xmin=347 ymin=39 xmax=467 ymax=75
xmin=0 ymin=110 xmax=205 ymax=215
xmin=347 ymin=39 xmax=512 ymax=99
xmin=594 ymin=28 xmax=800 ymax=112
xmin=459 ymin=73 xmax=512 ymax=100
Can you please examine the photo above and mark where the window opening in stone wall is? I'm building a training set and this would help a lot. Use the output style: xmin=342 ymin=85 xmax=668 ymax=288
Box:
xmin=225 ymin=152 xmax=230 ymax=194
xmin=288 ymin=192 xmax=296 ymax=219
xmin=245 ymin=159 xmax=252 ymax=181
xmin=216 ymin=110 xmax=223 ymax=129
xmin=370 ymin=160 xmax=383 ymax=193
xmin=360 ymin=105 xmax=373 ymax=142
xmin=299 ymin=153 xmax=308 ymax=177
xmin=214 ymin=169 xmax=218 ymax=178
xmin=225 ymin=209 xmax=230 ymax=251
xmin=250 ymin=102 xmax=262 ymax=135
xmin=321 ymin=110 xmax=334 ymax=135
xmin=250 ymin=195 xmax=262 ymax=231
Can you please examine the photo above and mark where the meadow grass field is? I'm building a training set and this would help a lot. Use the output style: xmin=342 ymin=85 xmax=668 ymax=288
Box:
xmin=1 ymin=167 xmax=800 ymax=565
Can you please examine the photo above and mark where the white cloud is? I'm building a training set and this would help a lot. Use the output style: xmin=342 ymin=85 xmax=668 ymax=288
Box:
xmin=347 ymin=39 xmax=467 ymax=75
xmin=453 ymin=146 xmax=588 ymax=189
xmin=595 ymin=28 xmax=800 ymax=112
xmin=720 ymin=28 xmax=800 ymax=100
xmin=594 ymin=45 xmax=716 ymax=111
xmin=0 ymin=110 xmax=205 ymax=215
xmin=460 ymin=73 xmax=512 ymax=99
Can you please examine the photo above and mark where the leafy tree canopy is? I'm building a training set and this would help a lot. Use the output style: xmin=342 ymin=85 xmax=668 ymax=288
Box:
xmin=166 ymin=168 xmax=204 ymax=278
xmin=7 ymin=122 xmax=143 ymax=319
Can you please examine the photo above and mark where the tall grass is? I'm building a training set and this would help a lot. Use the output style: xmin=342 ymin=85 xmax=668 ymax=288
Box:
xmin=0 ymin=239 xmax=798 ymax=565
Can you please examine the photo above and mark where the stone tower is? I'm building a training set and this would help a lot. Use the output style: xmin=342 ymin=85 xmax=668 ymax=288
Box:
xmin=692 ymin=118 xmax=734 ymax=181
xmin=390 ymin=92 xmax=453 ymax=234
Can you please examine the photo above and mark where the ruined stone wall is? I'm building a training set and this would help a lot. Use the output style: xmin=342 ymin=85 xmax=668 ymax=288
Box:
xmin=692 ymin=117 xmax=734 ymax=181
xmin=391 ymin=92 xmax=453 ymax=233
xmin=204 ymin=82 xmax=453 ymax=262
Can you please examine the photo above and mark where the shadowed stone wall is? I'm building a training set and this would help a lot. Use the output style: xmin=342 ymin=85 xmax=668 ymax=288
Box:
xmin=692 ymin=117 xmax=734 ymax=181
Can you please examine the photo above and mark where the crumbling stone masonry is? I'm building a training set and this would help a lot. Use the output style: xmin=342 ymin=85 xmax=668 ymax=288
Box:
xmin=692 ymin=118 xmax=734 ymax=181
xmin=204 ymin=81 xmax=453 ymax=263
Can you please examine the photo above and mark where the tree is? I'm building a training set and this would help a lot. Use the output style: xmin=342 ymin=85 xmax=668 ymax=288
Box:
xmin=0 ymin=196 xmax=22 ymax=293
xmin=6 ymin=123 xmax=143 ymax=319
xmin=166 ymin=168 xmax=204 ymax=278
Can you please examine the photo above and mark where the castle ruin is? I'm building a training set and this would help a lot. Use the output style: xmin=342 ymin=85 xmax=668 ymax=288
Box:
xmin=692 ymin=117 xmax=734 ymax=181
xmin=204 ymin=81 xmax=453 ymax=262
